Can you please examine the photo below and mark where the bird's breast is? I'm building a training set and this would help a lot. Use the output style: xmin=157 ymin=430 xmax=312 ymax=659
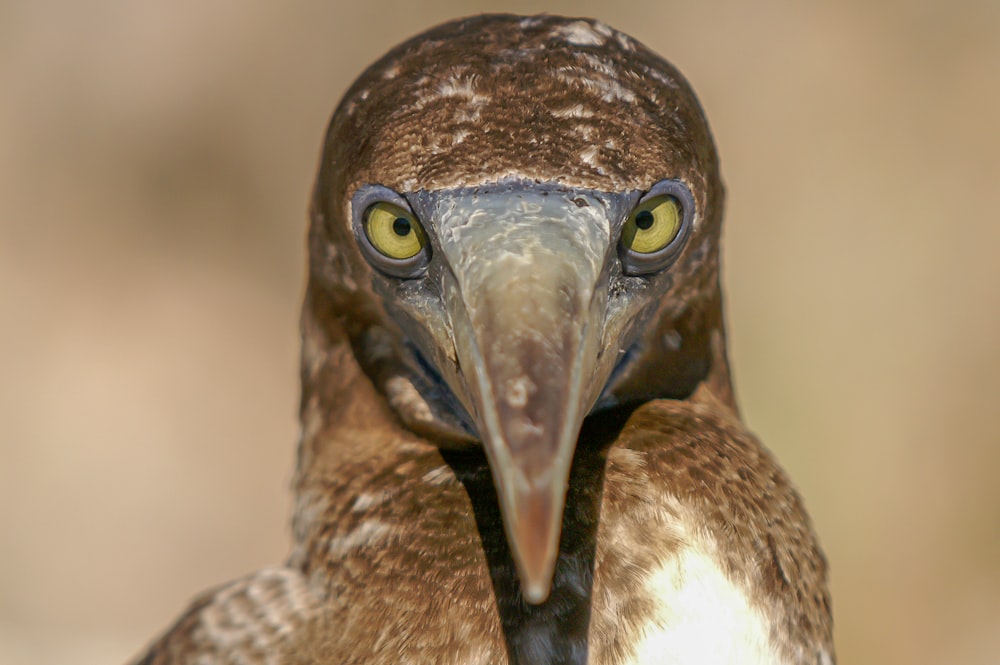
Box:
xmin=290 ymin=399 xmax=830 ymax=664
xmin=594 ymin=537 xmax=782 ymax=665
xmin=586 ymin=445 xmax=783 ymax=664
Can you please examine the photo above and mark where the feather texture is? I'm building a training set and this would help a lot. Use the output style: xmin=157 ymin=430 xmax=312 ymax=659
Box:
xmin=130 ymin=14 xmax=834 ymax=665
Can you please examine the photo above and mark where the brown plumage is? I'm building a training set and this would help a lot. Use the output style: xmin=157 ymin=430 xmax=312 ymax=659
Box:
xmin=131 ymin=14 xmax=833 ymax=665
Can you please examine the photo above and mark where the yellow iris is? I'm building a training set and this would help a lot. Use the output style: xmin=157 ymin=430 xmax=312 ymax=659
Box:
xmin=364 ymin=202 xmax=426 ymax=260
xmin=621 ymin=195 xmax=682 ymax=254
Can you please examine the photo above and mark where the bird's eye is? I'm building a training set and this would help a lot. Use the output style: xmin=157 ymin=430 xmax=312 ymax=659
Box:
xmin=621 ymin=195 xmax=682 ymax=255
xmin=618 ymin=180 xmax=694 ymax=275
xmin=363 ymin=202 xmax=427 ymax=260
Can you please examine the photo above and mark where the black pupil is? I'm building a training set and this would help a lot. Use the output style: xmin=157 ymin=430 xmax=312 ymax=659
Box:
xmin=635 ymin=210 xmax=654 ymax=230
xmin=392 ymin=217 xmax=411 ymax=236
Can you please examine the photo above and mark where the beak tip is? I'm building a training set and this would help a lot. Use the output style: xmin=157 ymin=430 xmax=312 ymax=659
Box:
xmin=521 ymin=577 xmax=553 ymax=605
xmin=504 ymin=483 xmax=563 ymax=605
xmin=514 ymin=531 xmax=557 ymax=605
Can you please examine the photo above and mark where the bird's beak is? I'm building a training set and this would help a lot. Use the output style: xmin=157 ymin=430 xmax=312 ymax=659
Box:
xmin=433 ymin=192 xmax=613 ymax=603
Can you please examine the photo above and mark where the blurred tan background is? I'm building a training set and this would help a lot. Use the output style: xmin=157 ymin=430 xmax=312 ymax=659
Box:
xmin=1 ymin=0 xmax=998 ymax=663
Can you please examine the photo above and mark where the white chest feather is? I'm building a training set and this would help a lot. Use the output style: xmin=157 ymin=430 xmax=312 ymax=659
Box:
xmin=624 ymin=547 xmax=784 ymax=665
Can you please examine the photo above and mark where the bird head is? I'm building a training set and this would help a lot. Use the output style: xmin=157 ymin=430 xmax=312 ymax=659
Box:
xmin=305 ymin=14 xmax=730 ymax=604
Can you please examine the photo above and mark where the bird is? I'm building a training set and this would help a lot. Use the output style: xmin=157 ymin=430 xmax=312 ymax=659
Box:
xmin=131 ymin=13 xmax=834 ymax=665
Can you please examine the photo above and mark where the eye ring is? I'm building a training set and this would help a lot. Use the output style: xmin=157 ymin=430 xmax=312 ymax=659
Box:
xmin=351 ymin=185 xmax=431 ymax=278
xmin=619 ymin=179 xmax=695 ymax=275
